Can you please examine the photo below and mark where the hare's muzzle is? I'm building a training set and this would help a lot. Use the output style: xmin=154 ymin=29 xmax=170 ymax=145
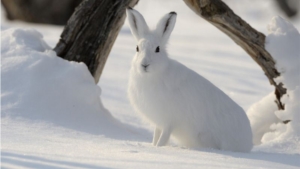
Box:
xmin=141 ymin=64 xmax=150 ymax=72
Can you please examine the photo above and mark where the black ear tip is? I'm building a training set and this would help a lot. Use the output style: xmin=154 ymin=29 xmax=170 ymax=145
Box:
xmin=169 ymin=11 xmax=177 ymax=15
xmin=128 ymin=7 xmax=133 ymax=10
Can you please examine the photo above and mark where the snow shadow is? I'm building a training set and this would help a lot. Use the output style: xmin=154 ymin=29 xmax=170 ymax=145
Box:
xmin=1 ymin=152 xmax=111 ymax=169
xmin=197 ymin=149 xmax=300 ymax=168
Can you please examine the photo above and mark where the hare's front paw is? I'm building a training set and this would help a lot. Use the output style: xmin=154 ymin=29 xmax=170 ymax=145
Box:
xmin=156 ymin=127 xmax=171 ymax=147
xmin=152 ymin=127 xmax=162 ymax=146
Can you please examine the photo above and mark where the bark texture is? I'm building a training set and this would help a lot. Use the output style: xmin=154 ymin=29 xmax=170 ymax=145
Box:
xmin=54 ymin=0 xmax=139 ymax=83
xmin=183 ymin=0 xmax=287 ymax=110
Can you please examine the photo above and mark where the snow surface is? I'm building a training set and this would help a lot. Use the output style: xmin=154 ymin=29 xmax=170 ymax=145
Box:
xmin=1 ymin=0 xmax=300 ymax=168
xmin=1 ymin=28 xmax=142 ymax=139
xmin=247 ymin=16 xmax=300 ymax=154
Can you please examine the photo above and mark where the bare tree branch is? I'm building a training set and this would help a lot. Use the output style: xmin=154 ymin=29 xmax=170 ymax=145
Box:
xmin=183 ymin=0 xmax=287 ymax=110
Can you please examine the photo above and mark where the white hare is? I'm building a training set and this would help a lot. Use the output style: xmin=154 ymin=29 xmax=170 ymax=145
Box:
xmin=126 ymin=8 xmax=253 ymax=152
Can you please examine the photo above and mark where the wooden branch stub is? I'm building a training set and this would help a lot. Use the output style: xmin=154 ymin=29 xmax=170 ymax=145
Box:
xmin=183 ymin=0 xmax=287 ymax=110
xmin=54 ymin=0 xmax=139 ymax=83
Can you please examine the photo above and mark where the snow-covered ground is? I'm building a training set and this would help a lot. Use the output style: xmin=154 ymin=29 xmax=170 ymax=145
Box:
xmin=1 ymin=1 xmax=300 ymax=168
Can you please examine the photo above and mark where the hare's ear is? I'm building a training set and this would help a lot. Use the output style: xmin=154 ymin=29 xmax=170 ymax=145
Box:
xmin=156 ymin=12 xmax=177 ymax=44
xmin=126 ymin=8 xmax=149 ymax=41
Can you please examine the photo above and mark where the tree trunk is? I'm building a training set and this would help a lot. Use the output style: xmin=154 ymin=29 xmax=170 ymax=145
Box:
xmin=1 ymin=0 xmax=82 ymax=25
xmin=54 ymin=0 xmax=139 ymax=83
xmin=183 ymin=0 xmax=287 ymax=110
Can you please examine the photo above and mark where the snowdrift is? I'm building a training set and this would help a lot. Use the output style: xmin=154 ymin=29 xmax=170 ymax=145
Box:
xmin=247 ymin=16 xmax=300 ymax=154
xmin=1 ymin=28 xmax=135 ymax=138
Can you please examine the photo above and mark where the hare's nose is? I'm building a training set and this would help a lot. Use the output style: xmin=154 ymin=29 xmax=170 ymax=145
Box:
xmin=141 ymin=64 xmax=149 ymax=68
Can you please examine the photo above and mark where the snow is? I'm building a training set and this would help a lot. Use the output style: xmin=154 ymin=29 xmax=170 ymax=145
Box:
xmin=1 ymin=28 xmax=143 ymax=139
xmin=1 ymin=0 xmax=300 ymax=168
xmin=247 ymin=93 xmax=280 ymax=145
xmin=267 ymin=16 xmax=300 ymax=90
xmin=2 ymin=118 xmax=299 ymax=169
xmin=247 ymin=16 xmax=300 ymax=154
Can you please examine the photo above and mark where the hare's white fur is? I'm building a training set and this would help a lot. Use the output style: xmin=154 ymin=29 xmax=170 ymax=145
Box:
xmin=126 ymin=9 xmax=253 ymax=152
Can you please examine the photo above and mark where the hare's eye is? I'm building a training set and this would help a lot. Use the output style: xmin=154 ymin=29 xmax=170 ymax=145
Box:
xmin=136 ymin=46 xmax=139 ymax=52
xmin=155 ymin=46 xmax=160 ymax=53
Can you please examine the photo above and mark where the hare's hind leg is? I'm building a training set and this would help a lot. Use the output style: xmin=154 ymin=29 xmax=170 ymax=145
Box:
xmin=152 ymin=127 xmax=162 ymax=146
xmin=156 ymin=127 xmax=171 ymax=147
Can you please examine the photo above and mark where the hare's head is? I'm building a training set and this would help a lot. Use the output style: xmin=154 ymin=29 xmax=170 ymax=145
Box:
xmin=126 ymin=8 xmax=177 ymax=75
